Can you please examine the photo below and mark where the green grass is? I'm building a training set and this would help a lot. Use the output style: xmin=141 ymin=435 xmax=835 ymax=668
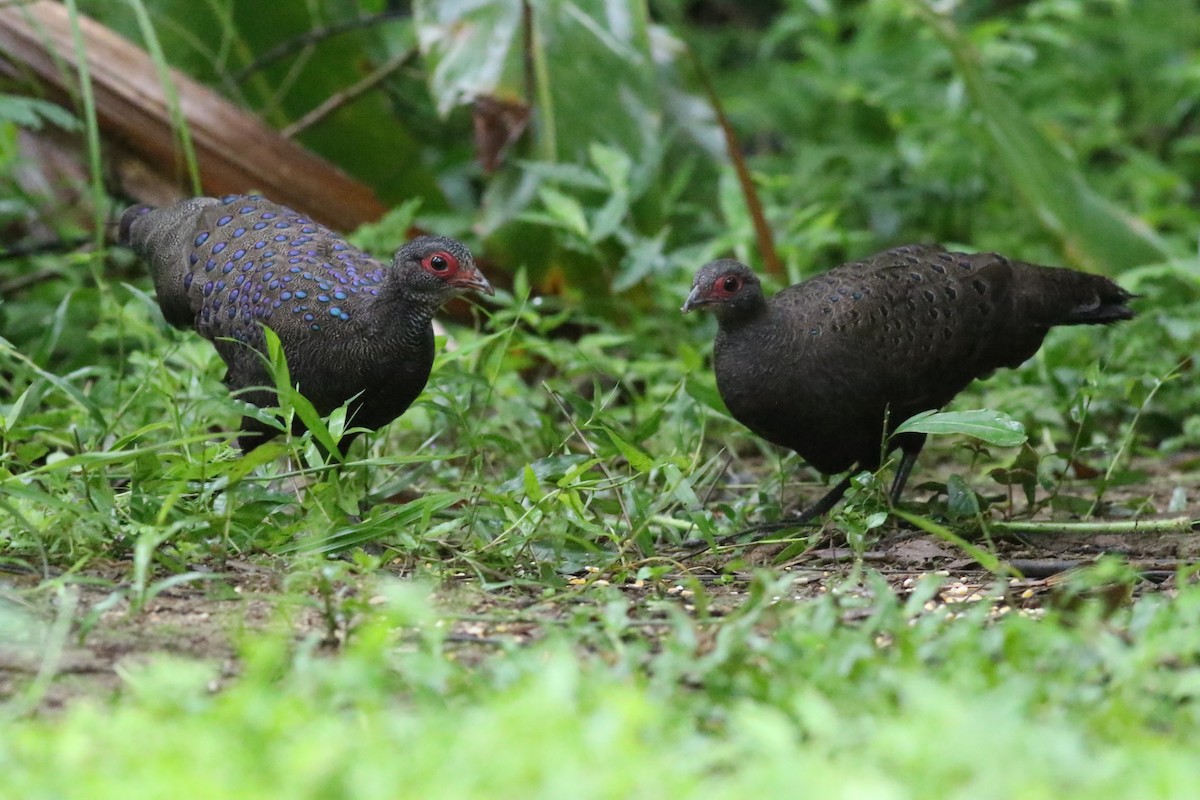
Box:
xmin=3 ymin=0 xmax=1200 ymax=796
xmin=1 ymin=263 xmax=1197 ymax=795
xmin=5 ymin=576 xmax=1200 ymax=798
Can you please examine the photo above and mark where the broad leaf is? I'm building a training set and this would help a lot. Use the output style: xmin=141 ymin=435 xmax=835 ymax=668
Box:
xmin=894 ymin=409 xmax=1027 ymax=447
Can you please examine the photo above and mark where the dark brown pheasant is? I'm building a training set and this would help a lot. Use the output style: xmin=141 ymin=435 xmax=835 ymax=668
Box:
xmin=683 ymin=244 xmax=1135 ymax=519
xmin=120 ymin=194 xmax=493 ymax=453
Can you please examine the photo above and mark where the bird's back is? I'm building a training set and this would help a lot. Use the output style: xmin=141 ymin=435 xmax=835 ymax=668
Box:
xmin=120 ymin=195 xmax=390 ymax=354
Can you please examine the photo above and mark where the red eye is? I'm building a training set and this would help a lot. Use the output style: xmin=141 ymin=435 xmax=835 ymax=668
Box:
xmin=423 ymin=251 xmax=457 ymax=273
xmin=719 ymin=275 xmax=741 ymax=294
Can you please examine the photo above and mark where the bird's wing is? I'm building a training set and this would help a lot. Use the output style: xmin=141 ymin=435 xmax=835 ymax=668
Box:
xmin=771 ymin=249 xmax=1017 ymax=415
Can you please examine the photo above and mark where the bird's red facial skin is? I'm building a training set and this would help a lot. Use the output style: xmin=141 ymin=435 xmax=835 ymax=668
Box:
xmin=709 ymin=273 xmax=743 ymax=301
xmin=422 ymin=251 xmax=460 ymax=279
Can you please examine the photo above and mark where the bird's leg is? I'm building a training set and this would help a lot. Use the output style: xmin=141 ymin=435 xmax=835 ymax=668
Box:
xmin=703 ymin=452 xmax=916 ymax=551
xmin=888 ymin=447 xmax=922 ymax=505
xmin=794 ymin=473 xmax=855 ymax=522
xmin=680 ymin=471 xmax=855 ymax=551
xmin=237 ymin=415 xmax=279 ymax=453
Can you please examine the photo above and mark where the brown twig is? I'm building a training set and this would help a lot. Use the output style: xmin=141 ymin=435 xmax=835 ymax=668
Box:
xmin=0 ymin=266 xmax=62 ymax=296
xmin=0 ymin=1 xmax=386 ymax=230
xmin=1007 ymin=558 xmax=1185 ymax=580
xmin=229 ymin=9 xmax=410 ymax=84
xmin=684 ymin=42 xmax=782 ymax=277
xmin=521 ymin=0 xmax=535 ymax=104
xmin=991 ymin=517 xmax=1197 ymax=536
xmin=280 ymin=47 xmax=416 ymax=139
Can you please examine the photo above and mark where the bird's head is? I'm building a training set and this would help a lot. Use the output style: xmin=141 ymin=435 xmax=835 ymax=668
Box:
xmin=682 ymin=259 xmax=765 ymax=319
xmin=394 ymin=236 xmax=494 ymax=302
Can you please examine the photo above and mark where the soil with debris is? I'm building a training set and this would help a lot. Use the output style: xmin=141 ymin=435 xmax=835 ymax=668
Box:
xmin=2 ymin=455 xmax=1196 ymax=711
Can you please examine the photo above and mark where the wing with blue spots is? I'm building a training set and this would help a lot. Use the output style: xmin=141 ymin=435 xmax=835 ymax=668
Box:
xmin=182 ymin=195 xmax=387 ymax=348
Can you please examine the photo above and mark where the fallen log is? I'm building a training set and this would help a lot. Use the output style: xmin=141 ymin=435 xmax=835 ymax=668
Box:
xmin=0 ymin=0 xmax=386 ymax=231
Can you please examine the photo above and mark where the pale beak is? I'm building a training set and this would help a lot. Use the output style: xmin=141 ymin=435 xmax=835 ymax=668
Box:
xmin=455 ymin=269 xmax=495 ymax=296
xmin=681 ymin=285 xmax=706 ymax=313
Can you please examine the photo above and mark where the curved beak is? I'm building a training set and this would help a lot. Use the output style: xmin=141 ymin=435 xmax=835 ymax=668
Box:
xmin=455 ymin=268 xmax=495 ymax=297
xmin=681 ymin=285 xmax=706 ymax=313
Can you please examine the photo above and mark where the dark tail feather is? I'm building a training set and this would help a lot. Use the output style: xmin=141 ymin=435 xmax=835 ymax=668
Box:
xmin=1020 ymin=264 xmax=1137 ymax=327
xmin=1059 ymin=280 xmax=1137 ymax=326
xmin=117 ymin=204 xmax=153 ymax=246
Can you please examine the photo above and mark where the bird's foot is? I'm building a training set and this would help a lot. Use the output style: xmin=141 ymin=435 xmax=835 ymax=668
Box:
xmin=678 ymin=481 xmax=848 ymax=552
xmin=678 ymin=515 xmax=823 ymax=554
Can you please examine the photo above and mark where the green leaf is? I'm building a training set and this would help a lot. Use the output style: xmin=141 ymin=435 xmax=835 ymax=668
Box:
xmin=518 ymin=160 xmax=609 ymax=191
xmin=684 ymin=377 xmax=729 ymax=416
xmin=279 ymin=494 xmax=465 ymax=554
xmin=894 ymin=409 xmax=1027 ymax=447
xmin=0 ymin=94 xmax=79 ymax=130
xmin=946 ymin=474 xmax=982 ymax=519
xmin=590 ymin=194 xmax=629 ymax=243
xmin=414 ymin=0 xmax=683 ymax=166
xmin=0 ymin=338 xmax=108 ymax=430
xmin=2 ymin=437 xmax=214 ymax=483
xmin=536 ymin=186 xmax=590 ymax=238
xmin=589 ymin=142 xmax=632 ymax=194
xmin=413 ymin=0 xmax=525 ymax=117
xmin=498 ymin=454 xmax=591 ymax=493
xmin=989 ymin=444 xmax=1041 ymax=508
xmin=347 ymin=199 xmax=423 ymax=256
xmin=556 ymin=458 xmax=603 ymax=488
xmin=602 ymin=425 xmax=655 ymax=472
xmin=261 ymin=328 xmax=343 ymax=458
xmin=522 ymin=464 xmax=545 ymax=501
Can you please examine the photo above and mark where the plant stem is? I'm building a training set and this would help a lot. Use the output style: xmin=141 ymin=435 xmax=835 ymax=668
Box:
xmin=992 ymin=517 xmax=1196 ymax=535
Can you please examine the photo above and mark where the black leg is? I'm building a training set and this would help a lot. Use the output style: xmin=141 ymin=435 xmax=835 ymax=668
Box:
xmin=795 ymin=473 xmax=855 ymax=522
xmin=681 ymin=471 xmax=855 ymax=550
xmin=889 ymin=447 xmax=920 ymax=505
xmin=237 ymin=415 xmax=279 ymax=453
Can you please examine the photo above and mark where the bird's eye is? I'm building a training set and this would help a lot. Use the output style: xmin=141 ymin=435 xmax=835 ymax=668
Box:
xmin=721 ymin=275 xmax=741 ymax=293
xmin=423 ymin=252 xmax=457 ymax=273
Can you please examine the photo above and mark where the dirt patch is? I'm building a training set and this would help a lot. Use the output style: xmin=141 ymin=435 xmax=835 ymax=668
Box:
xmin=2 ymin=451 xmax=1196 ymax=711
xmin=0 ymin=560 xmax=324 ymax=711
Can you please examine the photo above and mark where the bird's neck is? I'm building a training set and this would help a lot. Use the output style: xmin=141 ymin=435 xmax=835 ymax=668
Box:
xmin=715 ymin=296 xmax=768 ymax=331
xmin=372 ymin=285 xmax=439 ymax=347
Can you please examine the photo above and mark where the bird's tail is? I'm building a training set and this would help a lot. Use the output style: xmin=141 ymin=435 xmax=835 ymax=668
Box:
xmin=117 ymin=204 xmax=154 ymax=246
xmin=1019 ymin=264 xmax=1137 ymax=327
xmin=115 ymin=197 xmax=221 ymax=330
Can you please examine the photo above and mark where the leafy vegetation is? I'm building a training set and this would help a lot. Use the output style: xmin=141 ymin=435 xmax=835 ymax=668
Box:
xmin=1 ymin=0 xmax=1199 ymax=796
xmin=6 ymin=574 xmax=1200 ymax=797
